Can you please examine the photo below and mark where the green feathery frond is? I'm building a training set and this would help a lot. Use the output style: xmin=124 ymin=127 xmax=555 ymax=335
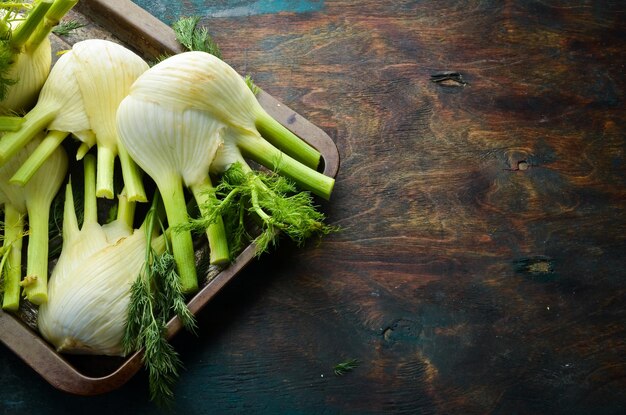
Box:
xmin=123 ymin=192 xmax=196 ymax=408
xmin=172 ymin=16 xmax=221 ymax=58
xmin=182 ymin=162 xmax=337 ymax=259
xmin=51 ymin=19 xmax=84 ymax=36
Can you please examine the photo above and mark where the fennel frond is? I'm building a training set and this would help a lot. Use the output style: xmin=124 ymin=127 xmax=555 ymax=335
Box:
xmin=333 ymin=358 xmax=359 ymax=376
xmin=0 ymin=40 xmax=17 ymax=100
xmin=183 ymin=162 xmax=337 ymax=260
xmin=244 ymin=74 xmax=260 ymax=96
xmin=123 ymin=193 xmax=196 ymax=407
xmin=172 ymin=16 xmax=221 ymax=58
xmin=51 ymin=19 xmax=84 ymax=37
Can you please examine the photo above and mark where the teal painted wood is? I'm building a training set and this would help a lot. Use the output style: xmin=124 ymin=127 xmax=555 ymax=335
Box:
xmin=131 ymin=0 xmax=324 ymax=24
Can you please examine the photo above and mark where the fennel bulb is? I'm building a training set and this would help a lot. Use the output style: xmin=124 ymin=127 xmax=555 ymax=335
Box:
xmin=0 ymin=133 xmax=67 ymax=309
xmin=117 ymin=100 xmax=228 ymax=293
xmin=38 ymin=155 xmax=161 ymax=355
xmin=0 ymin=1 xmax=78 ymax=113
xmin=0 ymin=28 xmax=50 ymax=113
xmin=0 ymin=38 xmax=148 ymax=202
xmin=117 ymin=51 xmax=335 ymax=293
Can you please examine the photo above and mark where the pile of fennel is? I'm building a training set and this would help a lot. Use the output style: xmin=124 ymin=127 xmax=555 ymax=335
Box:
xmin=0 ymin=38 xmax=148 ymax=201
xmin=117 ymin=50 xmax=335 ymax=294
xmin=0 ymin=17 xmax=337 ymax=406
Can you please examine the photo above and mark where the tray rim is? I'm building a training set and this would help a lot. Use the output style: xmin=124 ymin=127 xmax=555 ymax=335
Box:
xmin=0 ymin=0 xmax=340 ymax=396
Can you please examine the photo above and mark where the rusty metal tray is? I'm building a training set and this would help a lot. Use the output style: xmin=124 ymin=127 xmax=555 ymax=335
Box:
xmin=0 ymin=0 xmax=339 ymax=396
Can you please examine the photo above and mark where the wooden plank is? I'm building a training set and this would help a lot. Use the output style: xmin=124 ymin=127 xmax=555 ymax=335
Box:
xmin=74 ymin=0 xmax=183 ymax=57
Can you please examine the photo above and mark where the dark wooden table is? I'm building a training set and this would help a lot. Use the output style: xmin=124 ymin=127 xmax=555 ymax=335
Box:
xmin=1 ymin=1 xmax=625 ymax=413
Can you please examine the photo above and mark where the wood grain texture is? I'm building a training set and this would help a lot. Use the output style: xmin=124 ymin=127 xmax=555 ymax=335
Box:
xmin=1 ymin=0 xmax=625 ymax=414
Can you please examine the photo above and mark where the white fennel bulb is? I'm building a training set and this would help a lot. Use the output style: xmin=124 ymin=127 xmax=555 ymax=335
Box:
xmin=38 ymin=155 xmax=161 ymax=355
xmin=0 ymin=38 xmax=148 ymax=201
xmin=0 ymin=1 xmax=78 ymax=112
xmin=0 ymin=33 xmax=51 ymax=112
xmin=117 ymin=97 xmax=227 ymax=294
xmin=127 ymin=51 xmax=321 ymax=168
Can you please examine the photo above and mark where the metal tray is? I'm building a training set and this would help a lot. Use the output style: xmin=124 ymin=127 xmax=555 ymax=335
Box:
xmin=0 ymin=0 xmax=339 ymax=396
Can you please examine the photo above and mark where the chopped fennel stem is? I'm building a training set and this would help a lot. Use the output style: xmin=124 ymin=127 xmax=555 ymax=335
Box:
xmin=83 ymin=153 xmax=98 ymax=224
xmin=22 ymin=198 xmax=51 ymax=304
xmin=95 ymin=145 xmax=116 ymax=199
xmin=1 ymin=205 xmax=24 ymax=311
xmin=117 ymin=141 xmax=147 ymax=203
xmin=116 ymin=187 xmax=137 ymax=229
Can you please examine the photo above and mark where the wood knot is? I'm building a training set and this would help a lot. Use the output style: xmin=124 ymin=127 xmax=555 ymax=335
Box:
xmin=382 ymin=318 xmax=422 ymax=343
xmin=505 ymin=149 xmax=534 ymax=172
xmin=517 ymin=160 xmax=529 ymax=171
xmin=430 ymin=71 xmax=468 ymax=87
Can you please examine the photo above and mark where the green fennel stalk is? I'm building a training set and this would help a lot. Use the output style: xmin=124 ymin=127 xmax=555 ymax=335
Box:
xmin=189 ymin=175 xmax=230 ymax=266
xmin=29 ymin=0 xmax=81 ymax=45
xmin=157 ymin=174 xmax=199 ymax=293
xmin=1 ymin=204 xmax=24 ymax=310
xmin=11 ymin=1 xmax=78 ymax=50
xmin=21 ymin=192 xmax=52 ymax=303
xmin=0 ymin=115 xmax=23 ymax=131
xmin=9 ymin=130 xmax=68 ymax=185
